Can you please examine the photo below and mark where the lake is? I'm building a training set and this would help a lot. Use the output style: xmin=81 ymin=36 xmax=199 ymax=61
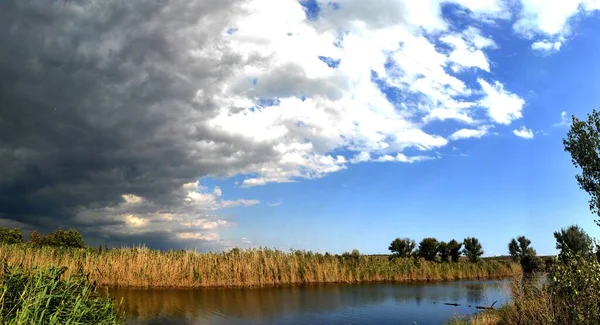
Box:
xmin=107 ymin=279 xmax=512 ymax=325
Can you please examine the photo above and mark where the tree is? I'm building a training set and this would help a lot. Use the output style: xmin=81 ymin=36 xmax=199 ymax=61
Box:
xmin=438 ymin=241 xmax=450 ymax=262
xmin=447 ymin=239 xmax=463 ymax=262
xmin=462 ymin=237 xmax=483 ymax=262
xmin=388 ymin=238 xmax=415 ymax=257
xmin=417 ymin=237 xmax=439 ymax=261
xmin=563 ymin=109 xmax=600 ymax=226
xmin=596 ymin=244 xmax=600 ymax=262
xmin=508 ymin=236 xmax=541 ymax=273
xmin=553 ymin=225 xmax=593 ymax=257
xmin=508 ymin=236 xmax=534 ymax=261
xmin=29 ymin=228 xmax=85 ymax=248
xmin=0 ymin=227 xmax=23 ymax=244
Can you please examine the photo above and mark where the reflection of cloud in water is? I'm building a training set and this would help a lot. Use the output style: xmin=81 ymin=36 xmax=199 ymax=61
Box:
xmin=107 ymin=279 xmax=511 ymax=324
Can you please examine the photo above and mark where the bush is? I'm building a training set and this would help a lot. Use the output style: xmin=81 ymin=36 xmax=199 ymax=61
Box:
xmin=417 ymin=237 xmax=439 ymax=261
xmin=29 ymin=228 xmax=85 ymax=248
xmin=463 ymin=237 xmax=483 ymax=262
xmin=548 ymin=251 xmax=600 ymax=324
xmin=0 ymin=263 xmax=123 ymax=324
xmin=0 ymin=227 xmax=23 ymax=244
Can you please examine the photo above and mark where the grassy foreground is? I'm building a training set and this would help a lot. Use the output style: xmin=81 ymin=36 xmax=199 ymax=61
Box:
xmin=0 ymin=244 xmax=521 ymax=289
xmin=0 ymin=264 xmax=123 ymax=324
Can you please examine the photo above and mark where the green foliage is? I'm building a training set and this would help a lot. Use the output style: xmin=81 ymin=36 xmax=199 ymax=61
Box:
xmin=553 ymin=225 xmax=593 ymax=259
xmin=0 ymin=228 xmax=22 ymax=244
xmin=563 ymin=109 xmax=600 ymax=225
xmin=417 ymin=237 xmax=439 ymax=261
xmin=508 ymin=236 xmax=542 ymax=274
xmin=0 ymin=263 xmax=123 ymax=324
xmin=447 ymin=239 xmax=462 ymax=262
xmin=437 ymin=241 xmax=450 ymax=262
xmin=388 ymin=238 xmax=415 ymax=258
xmin=29 ymin=228 xmax=85 ymax=248
xmin=548 ymin=251 xmax=600 ymax=324
xmin=462 ymin=237 xmax=483 ymax=262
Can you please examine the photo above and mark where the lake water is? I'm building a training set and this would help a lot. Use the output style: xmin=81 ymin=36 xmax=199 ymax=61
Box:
xmin=107 ymin=279 xmax=512 ymax=325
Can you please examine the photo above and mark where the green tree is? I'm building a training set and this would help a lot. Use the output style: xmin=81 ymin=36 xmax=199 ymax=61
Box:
xmin=462 ymin=237 xmax=483 ymax=262
xmin=417 ymin=237 xmax=439 ymax=261
xmin=563 ymin=109 xmax=600 ymax=226
xmin=29 ymin=228 xmax=85 ymax=248
xmin=553 ymin=225 xmax=593 ymax=257
xmin=0 ymin=227 xmax=23 ymax=244
xmin=508 ymin=236 xmax=541 ymax=273
xmin=437 ymin=241 xmax=450 ymax=262
xmin=447 ymin=239 xmax=463 ymax=262
xmin=388 ymin=238 xmax=415 ymax=257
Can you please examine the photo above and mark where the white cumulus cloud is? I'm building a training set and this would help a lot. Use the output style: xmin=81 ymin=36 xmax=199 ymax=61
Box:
xmin=513 ymin=126 xmax=535 ymax=139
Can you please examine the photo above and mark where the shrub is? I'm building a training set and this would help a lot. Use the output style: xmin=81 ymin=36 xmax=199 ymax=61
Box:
xmin=0 ymin=263 xmax=123 ymax=324
xmin=463 ymin=237 xmax=483 ymax=262
xmin=447 ymin=239 xmax=463 ymax=262
xmin=548 ymin=251 xmax=600 ymax=324
xmin=0 ymin=227 xmax=23 ymax=244
xmin=388 ymin=238 xmax=415 ymax=258
xmin=29 ymin=228 xmax=85 ymax=248
xmin=417 ymin=237 xmax=439 ymax=261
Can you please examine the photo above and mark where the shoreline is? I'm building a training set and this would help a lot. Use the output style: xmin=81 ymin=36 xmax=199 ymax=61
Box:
xmin=101 ymin=275 xmax=517 ymax=290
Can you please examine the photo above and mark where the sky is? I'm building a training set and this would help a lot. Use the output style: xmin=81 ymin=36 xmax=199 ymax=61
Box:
xmin=1 ymin=0 xmax=600 ymax=256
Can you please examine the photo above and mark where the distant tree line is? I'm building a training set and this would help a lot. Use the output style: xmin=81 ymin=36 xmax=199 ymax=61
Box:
xmin=0 ymin=227 xmax=84 ymax=248
xmin=388 ymin=237 xmax=482 ymax=262
xmin=389 ymin=224 xmax=600 ymax=273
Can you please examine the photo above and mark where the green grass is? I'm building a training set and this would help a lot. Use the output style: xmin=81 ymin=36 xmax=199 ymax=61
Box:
xmin=0 ymin=263 xmax=124 ymax=325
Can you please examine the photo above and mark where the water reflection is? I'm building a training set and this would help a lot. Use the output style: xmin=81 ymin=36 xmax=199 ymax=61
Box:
xmin=107 ymin=279 xmax=511 ymax=325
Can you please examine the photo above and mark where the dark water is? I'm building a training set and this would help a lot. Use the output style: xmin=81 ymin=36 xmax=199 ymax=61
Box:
xmin=107 ymin=279 xmax=511 ymax=325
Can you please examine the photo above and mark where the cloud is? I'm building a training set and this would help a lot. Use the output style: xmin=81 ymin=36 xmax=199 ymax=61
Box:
xmin=553 ymin=111 xmax=570 ymax=127
xmin=531 ymin=40 xmax=562 ymax=53
xmin=267 ymin=200 xmax=283 ymax=207
xmin=513 ymin=0 xmax=600 ymax=51
xmin=477 ymin=79 xmax=526 ymax=125
xmin=513 ymin=126 xmax=535 ymax=139
xmin=449 ymin=125 xmax=493 ymax=141
xmin=0 ymin=0 xmax=526 ymax=249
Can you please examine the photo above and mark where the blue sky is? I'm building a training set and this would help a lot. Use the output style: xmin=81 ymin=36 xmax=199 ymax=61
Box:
xmin=4 ymin=0 xmax=600 ymax=255
xmin=194 ymin=1 xmax=600 ymax=256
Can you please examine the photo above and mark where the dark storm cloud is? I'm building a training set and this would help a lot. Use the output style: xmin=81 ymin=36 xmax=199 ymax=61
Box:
xmin=0 ymin=0 xmax=270 ymax=247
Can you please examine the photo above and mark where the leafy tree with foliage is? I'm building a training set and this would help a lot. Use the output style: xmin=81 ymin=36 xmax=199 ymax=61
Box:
xmin=447 ymin=239 xmax=462 ymax=262
xmin=508 ymin=236 xmax=541 ymax=273
xmin=0 ymin=227 xmax=23 ymax=244
xmin=417 ymin=237 xmax=439 ymax=261
xmin=388 ymin=238 xmax=415 ymax=257
xmin=29 ymin=228 xmax=85 ymax=248
xmin=553 ymin=225 xmax=593 ymax=258
xmin=462 ymin=237 xmax=483 ymax=262
xmin=563 ymin=109 xmax=600 ymax=226
xmin=437 ymin=241 xmax=450 ymax=262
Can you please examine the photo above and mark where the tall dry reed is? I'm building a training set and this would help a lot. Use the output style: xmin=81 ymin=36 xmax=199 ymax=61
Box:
xmin=0 ymin=244 xmax=521 ymax=289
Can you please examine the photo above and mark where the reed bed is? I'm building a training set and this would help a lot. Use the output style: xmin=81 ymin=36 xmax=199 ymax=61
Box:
xmin=0 ymin=244 xmax=521 ymax=289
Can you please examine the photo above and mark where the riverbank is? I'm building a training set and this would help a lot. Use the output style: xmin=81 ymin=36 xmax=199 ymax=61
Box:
xmin=0 ymin=244 xmax=521 ymax=288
